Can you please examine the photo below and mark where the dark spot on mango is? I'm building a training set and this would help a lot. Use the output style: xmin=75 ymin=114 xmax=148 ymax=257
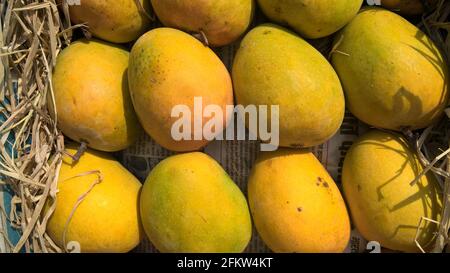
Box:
xmin=297 ymin=207 xmax=302 ymax=212
xmin=316 ymin=177 xmax=330 ymax=188
xmin=357 ymin=184 xmax=362 ymax=192
xmin=263 ymin=30 xmax=272 ymax=35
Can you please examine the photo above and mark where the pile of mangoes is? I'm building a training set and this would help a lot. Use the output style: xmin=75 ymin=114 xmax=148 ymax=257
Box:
xmin=47 ymin=0 xmax=448 ymax=253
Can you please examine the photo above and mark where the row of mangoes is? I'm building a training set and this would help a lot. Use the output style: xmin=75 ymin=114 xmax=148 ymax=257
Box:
xmin=53 ymin=0 xmax=448 ymax=153
xmin=48 ymin=130 xmax=440 ymax=253
xmin=45 ymin=0 xmax=447 ymax=253
xmin=65 ymin=0 xmax=437 ymax=45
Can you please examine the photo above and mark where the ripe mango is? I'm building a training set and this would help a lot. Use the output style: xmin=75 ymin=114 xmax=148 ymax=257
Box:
xmin=248 ymin=149 xmax=351 ymax=253
xmin=140 ymin=152 xmax=252 ymax=253
xmin=69 ymin=0 xmax=151 ymax=43
xmin=150 ymin=0 xmax=254 ymax=47
xmin=128 ymin=28 xmax=233 ymax=152
xmin=331 ymin=8 xmax=449 ymax=131
xmin=382 ymin=0 xmax=437 ymax=15
xmin=342 ymin=130 xmax=442 ymax=252
xmin=47 ymin=146 xmax=142 ymax=253
xmin=232 ymin=24 xmax=345 ymax=148
xmin=257 ymin=0 xmax=363 ymax=39
xmin=52 ymin=39 xmax=140 ymax=152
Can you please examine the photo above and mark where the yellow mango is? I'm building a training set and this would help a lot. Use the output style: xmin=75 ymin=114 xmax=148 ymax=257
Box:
xmin=47 ymin=146 xmax=142 ymax=253
xmin=140 ymin=152 xmax=252 ymax=253
xmin=150 ymin=0 xmax=254 ymax=47
xmin=332 ymin=8 xmax=449 ymax=131
xmin=128 ymin=28 xmax=233 ymax=152
xmin=248 ymin=149 xmax=351 ymax=253
xmin=52 ymin=39 xmax=141 ymax=152
xmin=257 ymin=0 xmax=363 ymax=39
xmin=232 ymin=24 xmax=345 ymax=148
xmin=381 ymin=0 xmax=437 ymax=15
xmin=69 ymin=0 xmax=151 ymax=43
xmin=342 ymin=130 xmax=442 ymax=252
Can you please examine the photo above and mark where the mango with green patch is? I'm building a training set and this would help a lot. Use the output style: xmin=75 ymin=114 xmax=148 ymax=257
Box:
xmin=233 ymin=24 xmax=345 ymax=148
xmin=342 ymin=130 xmax=442 ymax=252
xmin=257 ymin=0 xmax=363 ymax=39
xmin=332 ymin=8 xmax=449 ymax=131
xmin=140 ymin=152 xmax=252 ymax=253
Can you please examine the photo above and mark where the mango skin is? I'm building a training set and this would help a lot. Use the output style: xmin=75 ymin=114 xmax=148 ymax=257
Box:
xmin=150 ymin=0 xmax=254 ymax=47
xmin=140 ymin=152 xmax=252 ymax=253
xmin=52 ymin=39 xmax=141 ymax=152
xmin=248 ymin=149 xmax=351 ymax=253
xmin=342 ymin=130 xmax=442 ymax=253
xmin=47 ymin=146 xmax=142 ymax=253
xmin=332 ymin=8 xmax=449 ymax=131
xmin=232 ymin=24 xmax=345 ymax=148
xmin=382 ymin=0 xmax=437 ymax=15
xmin=128 ymin=28 xmax=233 ymax=152
xmin=69 ymin=0 xmax=151 ymax=43
xmin=257 ymin=0 xmax=363 ymax=39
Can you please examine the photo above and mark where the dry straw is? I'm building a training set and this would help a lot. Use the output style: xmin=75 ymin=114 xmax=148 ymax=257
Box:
xmin=0 ymin=0 xmax=74 ymax=253
xmin=418 ymin=0 xmax=450 ymax=253
xmin=0 ymin=0 xmax=449 ymax=253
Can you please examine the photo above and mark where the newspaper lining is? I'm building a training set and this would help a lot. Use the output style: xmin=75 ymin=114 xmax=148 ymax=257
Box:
xmin=120 ymin=11 xmax=375 ymax=250
xmin=120 ymin=99 xmax=371 ymax=253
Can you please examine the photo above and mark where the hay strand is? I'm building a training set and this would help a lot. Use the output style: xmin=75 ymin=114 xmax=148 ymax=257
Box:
xmin=418 ymin=0 xmax=450 ymax=252
xmin=0 ymin=0 xmax=72 ymax=253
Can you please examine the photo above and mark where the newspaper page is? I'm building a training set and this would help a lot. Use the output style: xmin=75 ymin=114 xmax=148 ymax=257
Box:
xmin=118 ymin=6 xmax=450 ymax=254
xmin=118 ymin=9 xmax=377 ymax=253
xmin=120 ymin=45 xmax=373 ymax=253
xmin=120 ymin=114 xmax=371 ymax=253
